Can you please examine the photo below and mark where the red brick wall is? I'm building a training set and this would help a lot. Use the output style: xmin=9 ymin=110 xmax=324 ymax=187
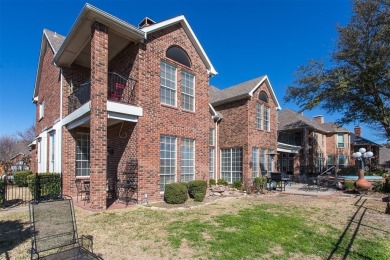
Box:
xmin=89 ymin=22 xmax=108 ymax=210
xmin=135 ymin=24 xmax=210 ymax=202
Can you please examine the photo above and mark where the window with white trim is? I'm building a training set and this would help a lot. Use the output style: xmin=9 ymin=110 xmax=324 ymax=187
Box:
xmin=264 ymin=106 xmax=270 ymax=131
xmin=260 ymin=149 xmax=267 ymax=175
xmin=38 ymin=139 xmax=42 ymax=163
xmin=338 ymin=154 xmax=346 ymax=169
xmin=337 ymin=133 xmax=344 ymax=148
xmin=256 ymin=103 xmax=263 ymax=130
xmin=209 ymin=128 xmax=215 ymax=146
xmin=252 ymin=147 xmax=259 ymax=178
xmin=181 ymin=71 xmax=195 ymax=111
xmin=160 ymin=62 xmax=177 ymax=106
xmin=268 ymin=150 xmax=274 ymax=172
xmin=209 ymin=148 xmax=215 ymax=179
xmin=180 ymin=138 xmax=195 ymax=182
xmin=76 ymin=133 xmax=90 ymax=177
xmin=49 ymin=132 xmax=55 ymax=172
xmin=221 ymin=148 xmax=242 ymax=183
xmin=39 ymin=100 xmax=45 ymax=119
xmin=160 ymin=135 xmax=176 ymax=191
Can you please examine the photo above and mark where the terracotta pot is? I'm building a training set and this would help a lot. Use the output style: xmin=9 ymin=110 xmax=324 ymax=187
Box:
xmin=355 ymin=178 xmax=371 ymax=190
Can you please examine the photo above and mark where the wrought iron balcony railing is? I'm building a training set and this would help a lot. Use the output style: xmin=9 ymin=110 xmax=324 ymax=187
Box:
xmin=68 ymin=72 xmax=137 ymax=114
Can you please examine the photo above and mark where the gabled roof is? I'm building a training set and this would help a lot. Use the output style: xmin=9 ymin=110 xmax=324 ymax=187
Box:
xmin=351 ymin=133 xmax=380 ymax=146
xmin=278 ymin=109 xmax=328 ymax=132
xmin=321 ymin=122 xmax=349 ymax=133
xmin=142 ymin=15 xmax=217 ymax=76
xmin=210 ymin=76 xmax=281 ymax=109
xmin=33 ymin=29 xmax=66 ymax=101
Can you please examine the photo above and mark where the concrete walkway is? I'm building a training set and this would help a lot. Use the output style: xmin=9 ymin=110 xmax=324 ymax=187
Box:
xmin=280 ymin=182 xmax=343 ymax=197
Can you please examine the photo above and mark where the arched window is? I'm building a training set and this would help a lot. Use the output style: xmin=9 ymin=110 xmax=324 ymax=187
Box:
xmin=259 ymin=91 xmax=268 ymax=103
xmin=166 ymin=45 xmax=191 ymax=67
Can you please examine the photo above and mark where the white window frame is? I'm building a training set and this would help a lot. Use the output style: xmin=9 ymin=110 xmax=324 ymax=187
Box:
xmin=160 ymin=135 xmax=177 ymax=191
xmin=160 ymin=62 xmax=177 ymax=107
xmin=252 ymin=147 xmax=259 ymax=178
xmin=260 ymin=149 xmax=267 ymax=175
xmin=337 ymin=133 xmax=344 ymax=148
xmin=75 ymin=133 xmax=90 ymax=177
xmin=180 ymin=138 xmax=195 ymax=182
xmin=49 ymin=131 xmax=55 ymax=172
xmin=264 ymin=106 xmax=270 ymax=132
xmin=209 ymin=147 xmax=215 ymax=179
xmin=181 ymin=71 xmax=195 ymax=111
xmin=268 ymin=150 xmax=274 ymax=172
xmin=338 ymin=154 xmax=346 ymax=168
xmin=209 ymin=128 xmax=215 ymax=146
xmin=39 ymin=100 xmax=45 ymax=119
xmin=221 ymin=148 xmax=242 ymax=183
xmin=256 ymin=103 xmax=263 ymax=130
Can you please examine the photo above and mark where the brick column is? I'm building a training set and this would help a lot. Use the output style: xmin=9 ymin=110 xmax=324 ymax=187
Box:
xmin=90 ymin=22 xmax=108 ymax=210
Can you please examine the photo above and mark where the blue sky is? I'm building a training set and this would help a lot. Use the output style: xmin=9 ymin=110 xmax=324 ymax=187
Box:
xmin=0 ymin=0 xmax=385 ymax=143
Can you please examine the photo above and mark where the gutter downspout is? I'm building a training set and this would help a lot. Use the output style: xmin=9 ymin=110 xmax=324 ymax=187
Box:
xmin=59 ymin=69 xmax=63 ymax=175
xmin=212 ymin=115 xmax=222 ymax=180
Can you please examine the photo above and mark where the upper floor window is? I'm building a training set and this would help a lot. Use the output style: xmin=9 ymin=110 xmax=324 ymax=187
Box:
xmin=259 ymin=91 xmax=268 ymax=103
xmin=264 ymin=106 xmax=270 ymax=131
xmin=256 ymin=103 xmax=263 ymax=130
xmin=181 ymin=71 xmax=195 ymax=111
xmin=160 ymin=62 xmax=177 ymax=106
xmin=337 ymin=133 xmax=344 ymax=148
xmin=39 ymin=100 xmax=45 ymax=119
xmin=166 ymin=45 xmax=191 ymax=67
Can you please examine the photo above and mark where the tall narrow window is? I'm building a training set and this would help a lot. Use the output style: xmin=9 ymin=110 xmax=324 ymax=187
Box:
xmin=38 ymin=139 xmax=42 ymax=163
xmin=160 ymin=135 xmax=176 ymax=191
xmin=338 ymin=154 xmax=346 ymax=169
xmin=252 ymin=147 xmax=259 ymax=178
xmin=256 ymin=103 xmax=263 ymax=130
xmin=327 ymin=156 xmax=334 ymax=166
xmin=260 ymin=149 xmax=267 ymax=175
xmin=181 ymin=71 xmax=195 ymax=111
xmin=209 ymin=128 xmax=215 ymax=146
xmin=264 ymin=106 xmax=270 ymax=131
xmin=39 ymin=101 xmax=45 ymax=119
xmin=221 ymin=148 xmax=242 ymax=183
xmin=49 ymin=132 xmax=55 ymax=172
xmin=337 ymin=134 xmax=344 ymax=148
xmin=209 ymin=148 xmax=215 ymax=179
xmin=181 ymin=138 xmax=195 ymax=182
xmin=160 ymin=62 xmax=177 ymax=106
xmin=76 ymin=133 xmax=90 ymax=177
xmin=268 ymin=150 xmax=274 ymax=172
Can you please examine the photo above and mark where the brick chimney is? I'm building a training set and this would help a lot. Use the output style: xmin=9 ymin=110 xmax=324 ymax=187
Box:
xmin=354 ymin=126 xmax=362 ymax=136
xmin=313 ymin=115 xmax=324 ymax=124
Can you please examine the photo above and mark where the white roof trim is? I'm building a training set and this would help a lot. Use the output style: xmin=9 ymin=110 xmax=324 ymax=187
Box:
xmin=209 ymin=103 xmax=218 ymax=117
xmin=33 ymin=32 xmax=51 ymax=101
xmin=248 ymin=76 xmax=281 ymax=110
xmin=142 ymin=15 xmax=217 ymax=76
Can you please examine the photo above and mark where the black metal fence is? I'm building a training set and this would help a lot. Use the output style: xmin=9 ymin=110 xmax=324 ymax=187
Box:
xmin=0 ymin=174 xmax=62 ymax=208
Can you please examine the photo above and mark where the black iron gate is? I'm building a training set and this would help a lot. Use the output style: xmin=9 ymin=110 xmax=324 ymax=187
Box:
xmin=0 ymin=174 xmax=62 ymax=208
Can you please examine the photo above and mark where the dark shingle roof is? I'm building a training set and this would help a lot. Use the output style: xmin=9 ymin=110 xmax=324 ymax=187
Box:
xmin=351 ymin=133 xmax=380 ymax=146
xmin=210 ymin=76 xmax=265 ymax=105
xmin=44 ymin=29 xmax=65 ymax=53
xmin=321 ymin=122 xmax=349 ymax=133
xmin=278 ymin=109 xmax=328 ymax=132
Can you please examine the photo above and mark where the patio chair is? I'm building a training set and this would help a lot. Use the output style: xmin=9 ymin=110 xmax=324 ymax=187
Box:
xmin=29 ymin=196 xmax=103 ymax=259
xmin=75 ymin=180 xmax=90 ymax=204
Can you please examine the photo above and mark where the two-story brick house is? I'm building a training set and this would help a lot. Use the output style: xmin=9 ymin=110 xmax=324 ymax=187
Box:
xmin=209 ymin=76 xmax=281 ymax=188
xmin=278 ymin=109 xmax=351 ymax=178
xmin=30 ymin=4 xmax=217 ymax=210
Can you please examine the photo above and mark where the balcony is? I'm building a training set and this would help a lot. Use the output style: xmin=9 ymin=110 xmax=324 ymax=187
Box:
xmin=68 ymin=72 xmax=137 ymax=114
xmin=63 ymin=72 xmax=142 ymax=130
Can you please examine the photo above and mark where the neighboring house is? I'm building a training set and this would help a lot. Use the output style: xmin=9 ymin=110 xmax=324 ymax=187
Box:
xmin=10 ymin=153 xmax=30 ymax=173
xmin=209 ymin=76 xmax=281 ymax=188
xmin=350 ymin=126 xmax=381 ymax=171
xmin=379 ymin=145 xmax=390 ymax=172
xmin=278 ymin=109 xmax=351 ymax=176
xmin=30 ymin=4 xmax=217 ymax=210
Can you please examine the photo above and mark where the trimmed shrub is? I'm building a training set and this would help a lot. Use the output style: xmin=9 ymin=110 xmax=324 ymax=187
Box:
xmin=13 ymin=171 xmax=32 ymax=187
xmin=209 ymin=179 xmax=216 ymax=186
xmin=232 ymin=180 xmax=242 ymax=190
xmin=164 ymin=182 xmax=188 ymax=204
xmin=181 ymin=182 xmax=189 ymax=190
xmin=0 ymin=179 xmax=5 ymax=206
xmin=188 ymin=180 xmax=207 ymax=202
xmin=217 ymin=179 xmax=228 ymax=186
xmin=28 ymin=173 xmax=61 ymax=199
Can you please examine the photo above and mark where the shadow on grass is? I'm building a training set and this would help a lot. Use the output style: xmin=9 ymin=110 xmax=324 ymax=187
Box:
xmin=0 ymin=219 xmax=30 ymax=259
xmin=327 ymin=196 xmax=389 ymax=260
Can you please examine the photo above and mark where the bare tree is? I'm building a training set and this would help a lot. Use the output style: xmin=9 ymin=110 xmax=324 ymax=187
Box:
xmin=0 ymin=135 xmax=18 ymax=174
xmin=16 ymin=124 xmax=35 ymax=145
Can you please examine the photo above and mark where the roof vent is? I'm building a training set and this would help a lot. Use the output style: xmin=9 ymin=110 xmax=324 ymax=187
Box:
xmin=138 ymin=17 xmax=156 ymax=28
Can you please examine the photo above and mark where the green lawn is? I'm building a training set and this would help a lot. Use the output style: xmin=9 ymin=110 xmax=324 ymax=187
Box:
xmin=1 ymin=195 xmax=389 ymax=259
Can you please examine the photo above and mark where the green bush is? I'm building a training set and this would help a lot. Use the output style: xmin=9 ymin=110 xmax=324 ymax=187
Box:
xmin=181 ymin=182 xmax=189 ymax=189
xmin=13 ymin=171 xmax=32 ymax=187
xmin=253 ymin=177 xmax=267 ymax=191
xmin=209 ymin=179 xmax=216 ymax=186
xmin=384 ymin=177 xmax=390 ymax=192
xmin=188 ymin=180 xmax=207 ymax=202
xmin=0 ymin=179 xmax=5 ymax=206
xmin=344 ymin=181 xmax=355 ymax=191
xmin=28 ymin=173 xmax=61 ymax=199
xmin=217 ymin=179 xmax=228 ymax=186
xmin=232 ymin=180 xmax=242 ymax=190
xmin=164 ymin=182 xmax=188 ymax=204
